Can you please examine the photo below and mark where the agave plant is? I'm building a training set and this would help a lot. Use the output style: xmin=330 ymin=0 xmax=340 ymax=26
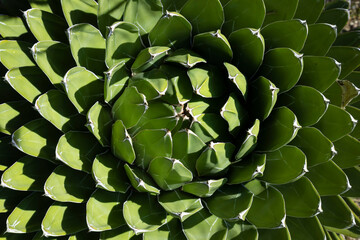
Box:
xmin=0 ymin=0 xmax=360 ymax=239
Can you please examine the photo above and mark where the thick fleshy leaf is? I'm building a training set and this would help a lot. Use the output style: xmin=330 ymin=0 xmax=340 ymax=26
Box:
xmin=1 ymin=156 xmax=55 ymax=191
xmin=104 ymin=62 xmax=130 ymax=104
xmin=148 ymin=157 xmax=192 ymax=191
xmin=334 ymin=31 xmax=360 ymax=47
xmin=149 ymin=12 xmax=191 ymax=49
xmin=67 ymin=24 xmax=106 ymax=75
xmin=0 ymin=101 xmax=37 ymax=135
xmin=124 ymin=164 xmax=160 ymax=195
xmin=44 ymin=165 xmax=94 ymax=203
xmin=298 ymin=56 xmax=340 ymax=92
xmin=258 ymin=228 xmax=291 ymax=240
xmin=332 ymin=135 xmax=360 ymax=169
xmin=261 ymin=19 xmax=308 ymax=52
xmin=347 ymin=105 xmax=360 ymax=139
xmin=87 ymin=102 xmax=112 ymax=146
xmin=0 ymin=16 xmax=27 ymax=38
xmin=131 ymin=47 xmax=170 ymax=73
xmin=35 ymin=90 xmax=86 ymax=133
xmin=235 ymin=120 xmax=260 ymax=160
xmin=180 ymin=0 xmax=223 ymax=34
xmin=99 ymin=225 xmax=141 ymax=239
xmin=343 ymin=167 xmax=360 ymax=197
xmin=143 ymin=216 xmax=186 ymax=240
xmin=158 ymin=190 xmax=203 ymax=221
xmin=97 ymin=0 xmax=127 ymax=36
xmin=164 ymin=49 xmax=206 ymax=68
xmin=5 ymin=66 xmax=53 ymax=104
xmin=224 ymin=63 xmax=247 ymax=98
xmin=246 ymin=186 xmax=286 ymax=229
xmin=314 ymin=104 xmax=356 ymax=141
xmin=63 ymin=67 xmax=104 ymax=115
xmin=301 ymin=23 xmax=337 ymax=56
xmin=24 ymin=9 xmax=67 ymax=42
xmin=287 ymin=217 xmax=326 ymax=240
xmin=86 ymin=189 xmax=126 ymax=232
xmin=257 ymin=107 xmax=300 ymax=152
xmin=325 ymin=0 xmax=351 ymax=9
xmin=0 ymin=136 xmax=24 ymax=171
xmin=317 ymin=8 xmax=350 ymax=33
xmin=31 ymin=41 xmax=76 ymax=89
xmin=41 ymin=202 xmax=87 ymax=237
xmin=7 ymin=193 xmax=52 ymax=234
xmin=262 ymin=0 xmax=299 ymax=26
xmin=294 ymin=0 xmax=325 ymax=24
xmin=123 ymin=0 xmax=163 ymax=35
xmin=105 ymin=22 xmax=142 ymax=69
xmin=111 ymin=120 xmax=135 ymax=164
xmin=306 ymin=160 xmax=350 ymax=196
xmin=92 ymin=152 xmax=130 ymax=193
xmin=0 ymin=40 xmax=35 ymax=69
xmin=228 ymin=153 xmax=266 ymax=184
xmin=228 ymin=28 xmax=265 ymax=78
xmin=276 ymin=177 xmax=321 ymax=218
xmin=182 ymin=178 xmax=227 ymax=198
xmin=327 ymin=46 xmax=360 ymax=79
xmin=161 ymin=0 xmax=187 ymax=11
xmin=261 ymin=146 xmax=307 ymax=184
xmin=0 ymin=187 xmax=28 ymax=213
xmin=257 ymin=48 xmax=303 ymax=93
xmin=222 ymin=0 xmax=265 ymax=36
xmin=290 ymin=127 xmax=335 ymax=167
xmin=61 ymin=0 xmax=98 ymax=26
xmin=191 ymin=113 xmax=230 ymax=143
xmin=123 ymin=192 xmax=167 ymax=234
xmin=249 ymin=76 xmax=278 ymax=121
xmin=12 ymin=118 xmax=61 ymax=162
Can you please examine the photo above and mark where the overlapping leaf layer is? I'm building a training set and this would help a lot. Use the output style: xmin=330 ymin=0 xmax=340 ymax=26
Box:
xmin=0 ymin=0 xmax=360 ymax=239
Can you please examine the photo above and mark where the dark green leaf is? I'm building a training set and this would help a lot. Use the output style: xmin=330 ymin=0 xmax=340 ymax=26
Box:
xmin=301 ymin=23 xmax=337 ymax=56
xmin=97 ymin=0 xmax=127 ymax=36
xmin=317 ymin=8 xmax=350 ymax=33
xmin=131 ymin=47 xmax=170 ymax=73
xmin=342 ymin=167 xmax=360 ymax=197
xmin=262 ymin=0 xmax=299 ymax=26
xmin=294 ymin=0 xmax=325 ymax=24
xmin=182 ymin=178 xmax=227 ymax=198
xmin=332 ymin=135 xmax=360 ymax=169
xmin=228 ymin=153 xmax=266 ymax=184
xmin=326 ymin=46 xmax=360 ymax=79
xmin=287 ymin=216 xmax=326 ymax=240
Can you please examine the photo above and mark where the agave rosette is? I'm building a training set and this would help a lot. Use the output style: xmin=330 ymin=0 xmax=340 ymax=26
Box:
xmin=0 ymin=0 xmax=360 ymax=239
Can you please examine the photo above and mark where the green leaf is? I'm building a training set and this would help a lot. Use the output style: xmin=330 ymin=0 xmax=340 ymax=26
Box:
xmin=41 ymin=202 xmax=87 ymax=237
xmin=67 ymin=23 xmax=106 ymax=75
xmin=327 ymin=46 xmax=360 ymax=79
xmin=12 ymin=118 xmax=61 ymax=162
xmin=63 ymin=67 xmax=104 ymax=115
xmin=286 ymin=216 xmax=326 ymax=240
xmin=222 ymin=0 xmax=265 ymax=36
xmin=314 ymin=104 xmax=356 ymax=141
xmin=165 ymin=49 xmax=206 ymax=68
xmin=297 ymin=56 xmax=340 ymax=92
xmin=24 ymin=9 xmax=67 ymax=42
xmin=87 ymin=102 xmax=112 ymax=146
xmin=301 ymin=23 xmax=337 ymax=56
xmin=0 ymin=16 xmax=27 ymax=38
xmin=276 ymin=177 xmax=321 ymax=217
xmin=235 ymin=119 xmax=260 ymax=160
xmin=7 ymin=193 xmax=52 ymax=233
xmin=290 ymin=127 xmax=335 ymax=167
xmin=35 ymin=90 xmax=86 ymax=133
xmin=323 ymin=81 xmax=343 ymax=107
xmin=325 ymin=0 xmax=350 ymax=9
xmin=158 ymin=190 xmax=203 ymax=221
xmin=294 ymin=0 xmax=325 ymax=24
xmin=0 ymin=188 xmax=28 ymax=213
xmin=249 ymin=76 xmax=278 ymax=121
xmin=182 ymin=178 xmax=227 ymax=198
xmin=0 ymin=136 xmax=24 ymax=171
xmin=318 ymin=196 xmax=355 ymax=229
xmin=86 ymin=189 xmax=126 ymax=232
xmin=44 ymin=165 xmax=94 ymax=203
xmin=104 ymin=62 xmax=130 ymax=104
xmin=334 ymin=31 xmax=360 ymax=47
xmin=332 ymin=135 xmax=360 ymax=169
xmin=246 ymin=186 xmax=286 ymax=229
xmin=347 ymin=105 xmax=360 ymax=139
xmin=0 ymin=40 xmax=35 ymax=69
xmin=306 ymin=160 xmax=350 ymax=196
xmin=196 ymin=142 xmax=235 ymax=177
xmin=342 ymin=167 xmax=360 ymax=197
xmin=124 ymin=164 xmax=160 ymax=195
xmin=1 ymin=156 xmax=55 ymax=191
xmin=228 ymin=28 xmax=265 ymax=78
xmin=56 ymin=131 xmax=103 ymax=173
xmin=97 ymin=0 xmax=127 ymax=36
xmin=123 ymin=192 xmax=167 ymax=234
xmin=123 ymin=0 xmax=163 ymax=35
xmin=191 ymin=113 xmax=230 ymax=143
xmin=67 ymin=231 xmax=100 ymax=240
xmin=61 ymin=0 xmax=98 ymax=27
xmin=258 ymin=48 xmax=303 ymax=93
xmin=257 ymin=107 xmax=300 ymax=152
xmin=92 ymin=151 xmax=130 ymax=193
xmin=105 ymin=22 xmax=142 ymax=69
xmin=149 ymin=12 xmax=191 ymax=49
xmin=28 ymin=0 xmax=62 ymax=14
xmin=317 ymin=8 xmax=350 ymax=33
xmin=161 ymin=0 xmax=187 ymax=11
xmin=228 ymin=153 xmax=266 ymax=184
xmin=31 ymin=41 xmax=76 ymax=89
xmin=131 ymin=46 xmax=170 ymax=73
xmin=338 ymin=80 xmax=360 ymax=108
xmin=5 ymin=66 xmax=53 ymax=104
xmin=0 ymin=101 xmax=37 ymax=135
xmin=223 ymin=62 xmax=247 ymax=98
xmin=261 ymin=19 xmax=308 ymax=52
xmin=193 ymin=30 xmax=232 ymax=64
xmin=111 ymin=120 xmax=135 ymax=164
xmin=143 ymin=216 xmax=186 ymax=240
xmin=261 ymin=145 xmax=307 ymax=184
xmin=180 ymin=0 xmax=224 ymax=34
xmin=100 ymin=225 xmax=141 ymax=239
xmin=258 ymin=228 xmax=291 ymax=240
xmin=262 ymin=0 xmax=299 ymax=26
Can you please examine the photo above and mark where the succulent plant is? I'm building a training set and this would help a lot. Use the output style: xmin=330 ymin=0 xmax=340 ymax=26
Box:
xmin=0 ymin=0 xmax=360 ymax=239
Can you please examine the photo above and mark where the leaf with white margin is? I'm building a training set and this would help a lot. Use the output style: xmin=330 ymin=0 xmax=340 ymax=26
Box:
xmin=61 ymin=0 xmax=98 ymax=26
xmin=124 ymin=164 xmax=160 ymax=195
xmin=224 ymin=62 xmax=247 ymax=98
xmin=111 ymin=120 xmax=136 ymax=164
xmin=182 ymin=178 xmax=227 ymax=198
xmin=131 ymin=46 xmax=170 ymax=73
xmin=228 ymin=153 xmax=266 ymax=184
xmin=143 ymin=215 xmax=186 ymax=240
xmin=87 ymin=102 xmax=113 ymax=147
xmin=235 ymin=119 xmax=260 ymax=160
xmin=104 ymin=61 xmax=130 ymax=104
xmin=0 ymin=40 xmax=35 ymax=69
xmin=99 ymin=225 xmax=141 ymax=239
xmin=165 ymin=49 xmax=206 ymax=68
xmin=221 ymin=92 xmax=248 ymax=136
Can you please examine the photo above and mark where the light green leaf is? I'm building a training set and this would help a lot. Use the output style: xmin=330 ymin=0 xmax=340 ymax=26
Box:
xmin=332 ymin=135 xmax=360 ymax=169
xmin=302 ymin=23 xmax=337 ymax=56
xmin=286 ymin=216 xmax=326 ymax=240
xmin=164 ymin=49 xmax=206 ymax=68
xmin=97 ymin=0 xmax=127 ymax=36
xmin=143 ymin=216 xmax=186 ymax=240
xmin=0 ymin=187 xmax=28 ymax=213
xmin=123 ymin=192 xmax=167 ymax=234
xmin=100 ymin=225 xmax=141 ymax=240
xmin=104 ymin=61 xmax=130 ymax=104
xmin=161 ymin=0 xmax=187 ymax=11
xmin=131 ymin=47 xmax=170 ymax=73
xmin=44 ymin=165 xmax=94 ymax=203
xmin=182 ymin=178 xmax=227 ymax=198
xmin=124 ymin=164 xmax=160 ymax=195
xmin=224 ymin=62 xmax=247 ymax=98
xmin=228 ymin=153 xmax=266 ymax=184
xmin=294 ymin=0 xmax=324 ymax=24
xmin=56 ymin=131 xmax=103 ymax=173
xmin=262 ymin=0 xmax=299 ymax=26
xmin=61 ymin=0 xmax=98 ymax=27
xmin=327 ymin=46 xmax=360 ymax=79
xmin=0 ymin=40 xmax=35 ymax=69
xmin=111 ymin=120 xmax=135 ymax=164
xmin=0 ymin=16 xmax=27 ymax=38
xmin=317 ymin=8 xmax=350 ymax=33
xmin=87 ymin=102 xmax=112 ymax=146
xmin=235 ymin=119 xmax=260 ymax=160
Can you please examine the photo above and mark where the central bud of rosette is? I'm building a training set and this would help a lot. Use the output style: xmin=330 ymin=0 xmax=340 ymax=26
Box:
xmin=109 ymin=44 xmax=251 ymax=194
